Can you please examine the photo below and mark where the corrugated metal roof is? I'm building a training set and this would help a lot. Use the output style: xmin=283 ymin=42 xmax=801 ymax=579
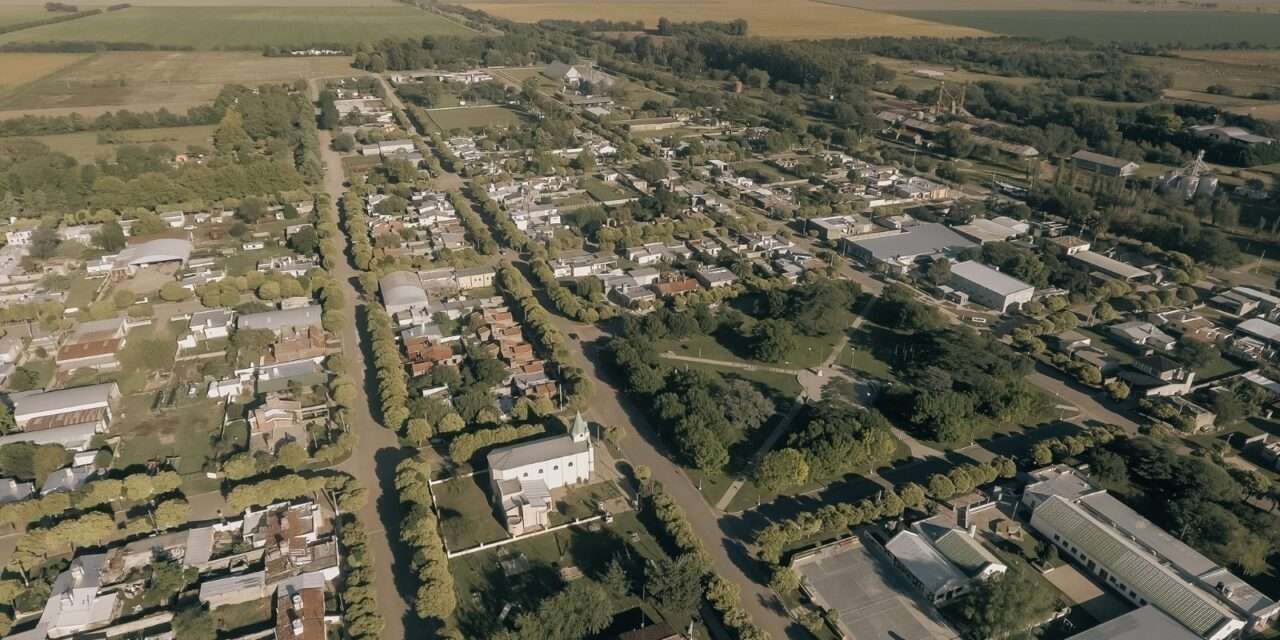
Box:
xmin=1066 ymin=605 xmax=1200 ymax=640
xmin=884 ymin=531 xmax=966 ymax=594
xmin=1034 ymin=496 xmax=1236 ymax=636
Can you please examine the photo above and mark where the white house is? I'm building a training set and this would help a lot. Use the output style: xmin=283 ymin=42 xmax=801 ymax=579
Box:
xmin=486 ymin=413 xmax=593 ymax=536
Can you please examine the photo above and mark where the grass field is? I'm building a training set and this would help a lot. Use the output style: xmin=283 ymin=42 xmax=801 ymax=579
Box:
xmin=0 ymin=51 xmax=359 ymax=116
xmin=421 ymin=105 xmax=526 ymax=132
xmin=457 ymin=0 xmax=988 ymax=38
xmin=30 ymin=124 xmax=215 ymax=160
xmin=0 ymin=52 xmax=87 ymax=91
xmin=0 ymin=5 xmax=47 ymax=27
xmin=0 ymin=6 xmax=475 ymax=49
xmin=889 ymin=9 xmax=1280 ymax=45
xmin=833 ymin=0 xmax=1280 ymax=11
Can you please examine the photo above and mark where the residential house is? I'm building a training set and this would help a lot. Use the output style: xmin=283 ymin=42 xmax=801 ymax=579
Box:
xmin=1071 ymin=150 xmax=1139 ymax=177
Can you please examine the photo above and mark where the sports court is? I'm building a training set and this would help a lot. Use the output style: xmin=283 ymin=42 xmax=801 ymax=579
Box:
xmin=792 ymin=536 xmax=959 ymax=640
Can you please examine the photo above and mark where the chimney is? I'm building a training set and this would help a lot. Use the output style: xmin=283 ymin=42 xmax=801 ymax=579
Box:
xmin=292 ymin=619 xmax=305 ymax=637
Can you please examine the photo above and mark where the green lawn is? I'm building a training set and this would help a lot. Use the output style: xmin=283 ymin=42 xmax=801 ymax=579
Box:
xmin=112 ymin=396 xmax=225 ymax=475
xmin=581 ymin=177 xmax=635 ymax=203
xmin=659 ymin=326 xmax=844 ymax=370
xmin=0 ymin=6 xmax=476 ymax=49
xmin=433 ymin=474 xmax=510 ymax=550
xmin=842 ymin=322 xmax=899 ymax=383
xmin=30 ymin=125 xmax=215 ymax=162
xmin=422 ymin=105 xmax=526 ymax=133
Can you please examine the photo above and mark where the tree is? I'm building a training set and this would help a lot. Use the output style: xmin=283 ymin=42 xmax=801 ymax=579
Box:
xmin=288 ymin=227 xmax=318 ymax=255
xmin=93 ymin=220 xmax=126 ymax=252
xmin=29 ymin=228 xmax=58 ymax=260
xmin=928 ymin=473 xmax=956 ymax=499
xmin=925 ymin=258 xmax=951 ymax=286
xmin=754 ymin=448 xmax=810 ymax=493
xmin=237 ymin=196 xmax=269 ymax=224
xmin=957 ymin=568 xmax=1061 ymax=640
xmin=1105 ymin=380 xmax=1130 ymax=401
xmin=333 ymin=133 xmax=356 ymax=152
xmin=159 ymin=282 xmax=191 ymax=302
xmin=750 ymin=319 xmax=796 ymax=363
xmin=649 ymin=553 xmax=706 ymax=616
xmin=172 ymin=606 xmax=217 ymax=640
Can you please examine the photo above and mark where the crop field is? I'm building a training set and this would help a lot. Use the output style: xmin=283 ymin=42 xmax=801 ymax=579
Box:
xmin=883 ymin=10 xmax=1280 ymax=45
xmin=421 ymin=105 xmax=526 ymax=132
xmin=30 ymin=124 xmax=216 ymax=160
xmin=0 ymin=51 xmax=360 ymax=117
xmin=866 ymin=54 xmax=1037 ymax=92
xmin=0 ymin=5 xmax=46 ymax=27
xmin=0 ymin=6 xmax=476 ymax=49
xmin=457 ymin=0 xmax=988 ymax=39
xmin=0 ymin=52 xmax=87 ymax=91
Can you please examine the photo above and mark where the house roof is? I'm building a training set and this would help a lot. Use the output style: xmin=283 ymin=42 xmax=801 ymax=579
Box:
xmin=884 ymin=530 xmax=967 ymax=594
xmin=237 ymin=306 xmax=322 ymax=333
xmin=116 ymin=238 xmax=193 ymax=266
xmin=1238 ymin=318 xmax=1280 ymax=344
xmin=380 ymin=271 xmax=429 ymax=309
xmin=1071 ymin=150 xmax=1138 ymax=170
xmin=11 ymin=382 xmax=118 ymax=421
xmin=198 ymin=570 xmax=265 ymax=601
xmin=1072 ymin=250 xmax=1150 ymax=280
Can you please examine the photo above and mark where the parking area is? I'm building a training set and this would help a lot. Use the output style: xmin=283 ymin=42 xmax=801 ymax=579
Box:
xmin=793 ymin=536 xmax=959 ymax=640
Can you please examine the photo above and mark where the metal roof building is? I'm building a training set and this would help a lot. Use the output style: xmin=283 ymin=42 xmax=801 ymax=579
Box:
xmin=1066 ymin=605 xmax=1201 ymax=640
xmin=379 ymin=271 xmax=430 ymax=316
xmin=1070 ymin=250 xmax=1152 ymax=282
xmin=948 ymin=260 xmax=1035 ymax=313
xmin=846 ymin=223 xmax=975 ymax=273
xmin=237 ymin=305 xmax=322 ymax=334
xmin=11 ymin=382 xmax=119 ymax=426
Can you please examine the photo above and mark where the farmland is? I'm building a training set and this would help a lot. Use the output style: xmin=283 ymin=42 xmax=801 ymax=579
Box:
xmin=0 ymin=52 xmax=86 ymax=91
xmin=885 ymin=9 xmax=1280 ymax=45
xmin=0 ymin=5 xmax=476 ymax=49
xmin=0 ymin=51 xmax=359 ymax=117
xmin=456 ymin=0 xmax=987 ymax=38
xmin=29 ymin=124 xmax=216 ymax=161
xmin=0 ymin=5 xmax=46 ymax=28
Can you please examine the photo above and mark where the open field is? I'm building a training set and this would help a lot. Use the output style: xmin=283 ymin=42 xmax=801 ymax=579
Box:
xmin=30 ymin=124 xmax=215 ymax=160
xmin=0 ymin=51 xmax=360 ymax=116
xmin=0 ymin=52 xmax=86 ymax=91
xmin=0 ymin=6 xmax=475 ymax=49
xmin=0 ymin=0 xmax=400 ymax=4
xmin=0 ymin=5 xmax=46 ymax=27
xmin=886 ymin=10 xmax=1280 ymax=45
xmin=457 ymin=0 xmax=988 ymax=39
xmin=868 ymin=54 xmax=1039 ymax=92
xmin=420 ymin=105 xmax=526 ymax=132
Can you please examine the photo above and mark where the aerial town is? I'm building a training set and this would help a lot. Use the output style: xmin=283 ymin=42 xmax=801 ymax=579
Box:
xmin=0 ymin=2 xmax=1279 ymax=640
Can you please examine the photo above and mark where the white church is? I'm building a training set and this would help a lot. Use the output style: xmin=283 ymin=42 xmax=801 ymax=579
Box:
xmin=486 ymin=412 xmax=594 ymax=536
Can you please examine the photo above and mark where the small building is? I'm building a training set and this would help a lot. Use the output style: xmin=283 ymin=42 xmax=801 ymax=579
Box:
xmin=248 ymin=393 xmax=307 ymax=453
xmin=1071 ymin=250 xmax=1154 ymax=283
xmin=885 ymin=516 xmax=1008 ymax=605
xmin=1110 ymin=321 xmax=1176 ymax=352
xmin=1237 ymin=317 xmax=1280 ymax=349
xmin=1071 ymin=150 xmax=1139 ymax=177
xmin=694 ymin=267 xmax=738 ymax=289
xmin=947 ymin=261 xmax=1035 ymax=314
xmin=1190 ymin=124 xmax=1276 ymax=147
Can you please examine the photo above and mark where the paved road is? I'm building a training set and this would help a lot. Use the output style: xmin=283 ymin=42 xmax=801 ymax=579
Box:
xmin=551 ymin=319 xmax=801 ymax=639
xmin=1026 ymin=364 xmax=1139 ymax=431
xmin=317 ymin=128 xmax=422 ymax=639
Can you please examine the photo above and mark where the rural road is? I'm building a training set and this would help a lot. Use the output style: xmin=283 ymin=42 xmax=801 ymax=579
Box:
xmin=317 ymin=127 xmax=422 ymax=639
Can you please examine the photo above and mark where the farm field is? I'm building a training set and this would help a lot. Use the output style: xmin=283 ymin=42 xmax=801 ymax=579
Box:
xmin=0 ymin=5 xmax=46 ymax=27
xmin=420 ymin=105 xmax=526 ymax=132
xmin=866 ymin=54 xmax=1037 ymax=91
xmin=887 ymin=9 xmax=1280 ymax=45
xmin=0 ymin=51 xmax=360 ymax=117
xmin=0 ymin=6 xmax=476 ymax=49
xmin=0 ymin=52 xmax=87 ymax=91
xmin=456 ymin=0 xmax=988 ymax=38
xmin=29 ymin=124 xmax=215 ymax=161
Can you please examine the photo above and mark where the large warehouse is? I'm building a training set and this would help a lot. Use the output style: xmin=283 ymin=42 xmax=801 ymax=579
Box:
xmin=948 ymin=261 xmax=1035 ymax=313
xmin=844 ymin=223 xmax=975 ymax=275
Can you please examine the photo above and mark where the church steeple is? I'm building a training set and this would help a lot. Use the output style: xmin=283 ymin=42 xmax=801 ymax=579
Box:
xmin=571 ymin=411 xmax=589 ymax=443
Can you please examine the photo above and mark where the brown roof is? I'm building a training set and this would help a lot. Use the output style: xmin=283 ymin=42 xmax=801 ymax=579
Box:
xmin=22 ymin=407 xmax=108 ymax=432
xmin=652 ymin=278 xmax=699 ymax=296
xmin=275 ymin=587 xmax=326 ymax=640
xmin=56 ymin=337 xmax=123 ymax=364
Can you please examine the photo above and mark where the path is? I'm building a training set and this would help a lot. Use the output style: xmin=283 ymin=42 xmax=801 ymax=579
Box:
xmin=554 ymin=320 xmax=799 ymax=639
xmin=317 ymin=123 xmax=421 ymax=638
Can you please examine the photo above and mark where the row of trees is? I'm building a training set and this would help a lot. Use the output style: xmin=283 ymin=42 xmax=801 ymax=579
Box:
xmin=448 ymin=190 xmax=498 ymax=255
xmin=495 ymin=263 xmax=592 ymax=407
xmin=448 ymin=423 xmax=546 ymax=463
xmin=528 ymin=257 xmax=610 ymax=323
xmin=335 ymin=512 xmax=385 ymax=640
xmin=0 ymin=469 xmax=180 ymax=530
xmin=395 ymin=455 xmax=456 ymax=625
